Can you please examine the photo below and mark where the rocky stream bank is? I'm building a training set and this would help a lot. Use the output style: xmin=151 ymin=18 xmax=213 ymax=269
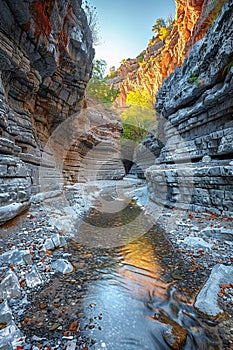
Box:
xmin=0 ymin=179 xmax=232 ymax=350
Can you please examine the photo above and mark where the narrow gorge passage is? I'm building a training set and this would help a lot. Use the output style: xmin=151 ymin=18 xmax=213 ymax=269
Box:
xmin=20 ymin=189 xmax=222 ymax=350
xmin=0 ymin=0 xmax=232 ymax=349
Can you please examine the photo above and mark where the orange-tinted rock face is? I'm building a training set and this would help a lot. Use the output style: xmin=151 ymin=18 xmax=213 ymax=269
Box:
xmin=145 ymin=1 xmax=233 ymax=215
xmin=115 ymin=0 xmax=226 ymax=106
xmin=0 ymin=0 xmax=95 ymax=224
xmin=32 ymin=0 xmax=56 ymax=40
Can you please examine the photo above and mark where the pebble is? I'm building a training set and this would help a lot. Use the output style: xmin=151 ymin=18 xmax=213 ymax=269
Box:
xmin=0 ymin=182 xmax=232 ymax=349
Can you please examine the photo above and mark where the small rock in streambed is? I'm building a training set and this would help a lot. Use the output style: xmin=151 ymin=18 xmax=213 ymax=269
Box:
xmin=49 ymin=322 xmax=61 ymax=331
xmin=51 ymin=259 xmax=74 ymax=274
xmin=182 ymin=237 xmax=213 ymax=250
xmin=25 ymin=265 xmax=42 ymax=288
xmin=195 ymin=264 xmax=233 ymax=317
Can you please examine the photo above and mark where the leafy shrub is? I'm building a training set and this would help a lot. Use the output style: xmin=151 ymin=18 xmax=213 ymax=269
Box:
xmin=120 ymin=90 xmax=156 ymax=142
xmin=86 ymin=59 xmax=120 ymax=105
xmin=152 ymin=16 xmax=173 ymax=42
xmin=126 ymin=90 xmax=153 ymax=108
xmin=158 ymin=27 xmax=170 ymax=41
xmin=136 ymin=51 xmax=145 ymax=64
xmin=189 ymin=72 xmax=199 ymax=84
xmin=105 ymin=66 xmax=117 ymax=79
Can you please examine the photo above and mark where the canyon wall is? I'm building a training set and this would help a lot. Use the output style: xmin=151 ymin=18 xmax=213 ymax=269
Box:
xmin=0 ymin=0 xmax=124 ymax=225
xmin=114 ymin=0 xmax=227 ymax=107
xmin=145 ymin=1 xmax=233 ymax=215
xmin=61 ymin=98 xmax=125 ymax=184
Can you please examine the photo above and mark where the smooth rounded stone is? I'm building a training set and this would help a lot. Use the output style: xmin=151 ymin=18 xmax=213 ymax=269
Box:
xmin=202 ymin=155 xmax=212 ymax=162
xmin=50 ymin=259 xmax=74 ymax=274
xmin=195 ymin=264 xmax=233 ymax=316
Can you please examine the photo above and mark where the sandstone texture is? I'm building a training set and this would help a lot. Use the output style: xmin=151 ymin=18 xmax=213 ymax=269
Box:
xmin=0 ymin=1 xmax=125 ymax=225
xmin=61 ymin=98 xmax=125 ymax=183
xmin=114 ymin=0 xmax=227 ymax=107
xmin=0 ymin=0 xmax=95 ymax=224
xmin=145 ymin=1 xmax=233 ymax=216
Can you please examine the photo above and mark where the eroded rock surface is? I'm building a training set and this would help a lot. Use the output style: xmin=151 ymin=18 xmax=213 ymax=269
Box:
xmin=0 ymin=1 xmax=124 ymax=225
xmin=114 ymin=0 xmax=227 ymax=106
xmin=0 ymin=0 xmax=95 ymax=224
xmin=61 ymin=98 xmax=125 ymax=183
xmin=145 ymin=2 xmax=233 ymax=216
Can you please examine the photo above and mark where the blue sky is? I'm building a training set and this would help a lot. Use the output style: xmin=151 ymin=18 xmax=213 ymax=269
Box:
xmin=88 ymin=0 xmax=176 ymax=71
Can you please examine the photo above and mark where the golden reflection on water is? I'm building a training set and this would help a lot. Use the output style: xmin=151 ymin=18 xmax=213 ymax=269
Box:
xmin=77 ymin=199 xmax=153 ymax=248
xmin=117 ymin=235 xmax=169 ymax=300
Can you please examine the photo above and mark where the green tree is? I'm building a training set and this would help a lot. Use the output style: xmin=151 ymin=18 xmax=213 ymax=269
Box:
xmin=105 ymin=66 xmax=117 ymax=79
xmin=121 ymin=105 xmax=156 ymax=142
xmin=86 ymin=59 xmax=120 ymax=105
xmin=152 ymin=16 xmax=173 ymax=41
xmin=152 ymin=18 xmax=166 ymax=36
xmin=120 ymin=90 xmax=156 ymax=142
xmin=92 ymin=59 xmax=107 ymax=79
xmin=120 ymin=58 xmax=131 ymax=65
xmin=136 ymin=50 xmax=145 ymax=64
xmin=126 ymin=90 xmax=153 ymax=108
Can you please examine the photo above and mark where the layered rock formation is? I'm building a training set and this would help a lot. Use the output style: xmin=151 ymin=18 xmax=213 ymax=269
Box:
xmin=60 ymin=98 xmax=125 ymax=183
xmin=0 ymin=0 xmax=95 ymax=225
xmin=114 ymin=0 xmax=227 ymax=107
xmin=145 ymin=1 xmax=233 ymax=215
xmin=110 ymin=59 xmax=140 ymax=107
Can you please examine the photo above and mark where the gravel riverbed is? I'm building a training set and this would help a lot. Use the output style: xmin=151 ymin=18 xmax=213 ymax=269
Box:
xmin=0 ymin=179 xmax=232 ymax=349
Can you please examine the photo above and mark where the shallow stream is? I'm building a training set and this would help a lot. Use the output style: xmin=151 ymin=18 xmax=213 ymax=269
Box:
xmin=22 ymin=194 xmax=222 ymax=349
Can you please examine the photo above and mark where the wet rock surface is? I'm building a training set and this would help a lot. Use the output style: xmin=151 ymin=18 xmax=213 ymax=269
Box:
xmin=144 ymin=199 xmax=233 ymax=350
xmin=0 ymin=180 xmax=232 ymax=349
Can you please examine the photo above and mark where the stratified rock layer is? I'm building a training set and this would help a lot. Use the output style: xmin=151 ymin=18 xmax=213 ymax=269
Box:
xmin=145 ymin=2 xmax=233 ymax=215
xmin=0 ymin=0 xmax=95 ymax=225
xmin=114 ymin=0 xmax=227 ymax=107
xmin=58 ymin=98 xmax=126 ymax=183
